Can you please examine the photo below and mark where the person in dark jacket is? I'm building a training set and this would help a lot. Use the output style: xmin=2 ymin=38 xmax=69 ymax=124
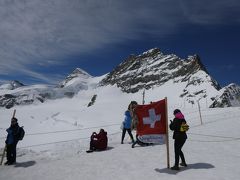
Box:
xmin=121 ymin=106 xmax=134 ymax=144
xmin=5 ymin=117 xmax=20 ymax=165
xmin=169 ymin=109 xmax=188 ymax=170
xmin=88 ymin=129 xmax=108 ymax=152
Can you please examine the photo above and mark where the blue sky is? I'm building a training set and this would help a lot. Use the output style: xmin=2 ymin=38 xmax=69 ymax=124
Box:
xmin=0 ymin=0 xmax=239 ymax=87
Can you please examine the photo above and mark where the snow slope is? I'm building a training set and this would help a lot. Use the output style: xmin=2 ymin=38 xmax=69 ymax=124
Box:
xmin=0 ymin=80 xmax=240 ymax=180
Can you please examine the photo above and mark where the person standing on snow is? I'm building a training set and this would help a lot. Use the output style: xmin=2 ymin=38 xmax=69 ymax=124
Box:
xmin=4 ymin=117 xmax=20 ymax=165
xmin=121 ymin=105 xmax=134 ymax=144
xmin=169 ymin=109 xmax=188 ymax=170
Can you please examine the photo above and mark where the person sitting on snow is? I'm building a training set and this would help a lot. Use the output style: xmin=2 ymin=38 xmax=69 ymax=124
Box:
xmin=87 ymin=129 xmax=108 ymax=153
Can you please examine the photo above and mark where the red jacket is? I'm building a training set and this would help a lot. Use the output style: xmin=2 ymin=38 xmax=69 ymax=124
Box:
xmin=91 ymin=129 xmax=108 ymax=150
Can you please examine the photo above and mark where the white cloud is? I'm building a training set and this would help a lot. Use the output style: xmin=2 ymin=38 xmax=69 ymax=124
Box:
xmin=0 ymin=0 xmax=239 ymax=83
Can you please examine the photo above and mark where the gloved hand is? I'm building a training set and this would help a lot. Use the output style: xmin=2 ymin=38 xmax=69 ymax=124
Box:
xmin=93 ymin=132 xmax=97 ymax=135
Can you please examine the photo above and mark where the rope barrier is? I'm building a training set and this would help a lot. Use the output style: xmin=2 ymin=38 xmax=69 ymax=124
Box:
xmin=0 ymin=123 xmax=121 ymax=139
xmin=188 ymin=132 xmax=240 ymax=140
xmin=19 ymin=131 xmax=122 ymax=149
xmin=1 ymin=107 xmax=239 ymax=149
xmin=188 ymin=138 xmax=240 ymax=143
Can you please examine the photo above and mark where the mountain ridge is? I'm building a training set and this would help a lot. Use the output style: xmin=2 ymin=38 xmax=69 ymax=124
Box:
xmin=0 ymin=48 xmax=239 ymax=108
xmin=100 ymin=48 xmax=221 ymax=93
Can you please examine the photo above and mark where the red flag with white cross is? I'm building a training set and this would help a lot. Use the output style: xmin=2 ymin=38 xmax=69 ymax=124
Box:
xmin=135 ymin=99 xmax=167 ymax=144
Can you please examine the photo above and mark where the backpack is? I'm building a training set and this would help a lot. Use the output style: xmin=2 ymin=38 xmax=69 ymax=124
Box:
xmin=180 ymin=122 xmax=189 ymax=132
xmin=18 ymin=126 xmax=25 ymax=140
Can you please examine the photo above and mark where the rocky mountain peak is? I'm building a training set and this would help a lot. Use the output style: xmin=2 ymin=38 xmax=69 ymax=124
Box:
xmin=187 ymin=54 xmax=209 ymax=74
xmin=100 ymin=49 xmax=220 ymax=93
xmin=141 ymin=48 xmax=163 ymax=57
xmin=58 ymin=68 xmax=92 ymax=88
xmin=71 ymin=68 xmax=91 ymax=77
xmin=10 ymin=80 xmax=25 ymax=89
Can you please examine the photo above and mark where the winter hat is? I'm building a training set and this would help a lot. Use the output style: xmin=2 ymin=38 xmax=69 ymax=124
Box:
xmin=129 ymin=101 xmax=138 ymax=110
xmin=11 ymin=117 xmax=18 ymax=122
xmin=173 ymin=109 xmax=181 ymax=115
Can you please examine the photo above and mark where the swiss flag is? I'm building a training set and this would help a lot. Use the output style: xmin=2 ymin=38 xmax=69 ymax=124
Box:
xmin=135 ymin=99 xmax=167 ymax=143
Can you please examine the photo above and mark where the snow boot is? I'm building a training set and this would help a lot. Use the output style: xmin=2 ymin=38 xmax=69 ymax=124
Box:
xmin=180 ymin=162 xmax=187 ymax=167
xmin=86 ymin=150 xmax=94 ymax=153
xmin=171 ymin=166 xmax=180 ymax=170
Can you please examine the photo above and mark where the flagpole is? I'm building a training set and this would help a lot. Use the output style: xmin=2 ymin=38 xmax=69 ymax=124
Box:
xmin=165 ymin=97 xmax=170 ymax=168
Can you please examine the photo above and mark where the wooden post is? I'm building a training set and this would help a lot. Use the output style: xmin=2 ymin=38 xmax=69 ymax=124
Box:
xmin=0 ymin=109 xmax=16 ymax=165
xmin=142 ymin=89 xmax=145 ymax=105
xmin=165 ymin=97 xmax=170 ymax=168
xmin=197 ymin=100 xmax=203 ymax=125
xmin=13 ymin=109 xmax=16 ymax=118
xmin=0 ymin=146 xmax=6 ymax=165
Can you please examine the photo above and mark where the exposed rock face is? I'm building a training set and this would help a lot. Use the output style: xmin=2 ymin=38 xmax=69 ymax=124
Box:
xmin=210 ymin=84 xmax=240 ymax=107
xmin=99 ymin=48 xmax=240 ymax=107
xmin=0 ymin=93 xmax=45 ymax=109
xmin=100 ymin=48 xmax=221 ymax=93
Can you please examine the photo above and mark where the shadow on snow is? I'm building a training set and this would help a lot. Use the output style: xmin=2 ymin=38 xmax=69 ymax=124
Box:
xmin=14 ymin=161 xmax=36 ymax=168
xmin=155 ymin=162 xmax=215 ymax=175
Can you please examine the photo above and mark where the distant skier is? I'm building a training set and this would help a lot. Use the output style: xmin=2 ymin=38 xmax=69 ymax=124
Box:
xmin=4 ymin=117 xmax=21 ymax=165
xmin=121 ymin=105 xmax=134 ymax=144
xmin=87 ymin=129 xmax=108 ymax=153
xmin=169 ymin=109 xmax=188 ymax=170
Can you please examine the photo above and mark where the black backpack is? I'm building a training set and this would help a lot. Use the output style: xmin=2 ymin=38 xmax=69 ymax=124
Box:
xmin=18 ymin=126 xmax=25 ymax=140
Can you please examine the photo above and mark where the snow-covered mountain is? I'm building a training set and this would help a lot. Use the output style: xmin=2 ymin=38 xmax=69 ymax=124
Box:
xmin=210 ymin=83 xmax=240 ymax=107
xmin=0 ymin=80 xmax=24 ymax=90
xmin=0 ymin=48 xmax=240 ymax=109
xmin=0 ymin=68 xmax=98 ymax=109
xmin=57 ymin=68 xmax=92 ymax=89
xmin=100 ymin=48 xmax=220 ymax=93
xmin=0 ymin=84 xmax=52 ymax=109
xmin=100 ymin=48 xmax=239 ymax=107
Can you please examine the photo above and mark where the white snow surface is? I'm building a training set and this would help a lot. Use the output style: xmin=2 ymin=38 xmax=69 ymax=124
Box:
xmin=0 ymin=79 xmax=240 ymax=180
